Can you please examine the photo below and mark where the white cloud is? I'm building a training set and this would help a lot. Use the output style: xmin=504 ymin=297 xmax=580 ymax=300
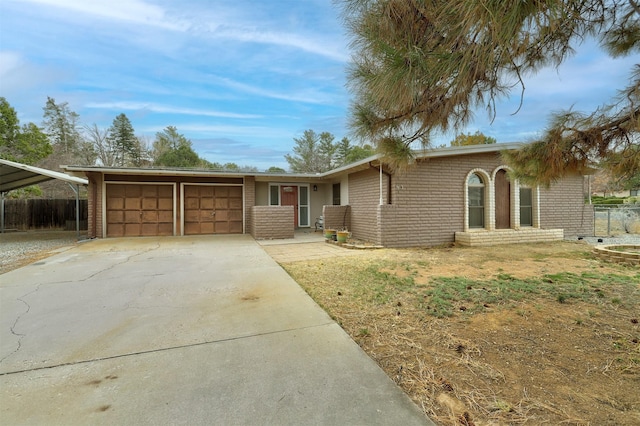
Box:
xmin=208 ymin=75 xmax=338 ymax=105
xmin=10 ymin=0 xmax=187 ymax=30
xmin=84 ymin=101 xmax=263 ymax=119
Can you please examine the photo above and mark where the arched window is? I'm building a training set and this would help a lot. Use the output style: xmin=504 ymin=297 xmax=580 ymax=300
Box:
xmin=468 ymin=173 xmax=485 ymax=228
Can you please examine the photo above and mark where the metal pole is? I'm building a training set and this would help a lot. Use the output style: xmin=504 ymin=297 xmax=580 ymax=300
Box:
xmin=1 ymin=192 xmax=4 ymax=234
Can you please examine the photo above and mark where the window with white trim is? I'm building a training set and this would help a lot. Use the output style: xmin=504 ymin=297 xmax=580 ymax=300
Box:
xmin=468 ymin=173 xmax=485 ymax=228
xmin=520 ymin=187 xmax=533 ymax=226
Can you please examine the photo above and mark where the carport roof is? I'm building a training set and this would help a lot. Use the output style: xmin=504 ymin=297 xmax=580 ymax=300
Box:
xmin=0 ymin=158 xmax=88 ymax=193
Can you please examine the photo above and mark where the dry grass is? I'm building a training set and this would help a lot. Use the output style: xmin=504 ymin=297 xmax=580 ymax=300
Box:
xmin=283 ymin=241 xmax=640 ymax=426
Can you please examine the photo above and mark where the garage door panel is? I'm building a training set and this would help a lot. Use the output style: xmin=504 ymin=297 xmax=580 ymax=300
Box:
xmin=215 ymin=198 xmax=228 ymax=209
xmin=142 ymin=198 xmax=158 ymax=209
xmin=107 ymin=211 xmax=124 ymax=223
xmin=125 ymin=223 xmax=142 ymax=235
xmin=159 ymin=198 xmax=172 ymax=209
xmin=200 ymin=211 xmax=214 ymax=221
xmin=183 ymin=185 xmax=243 ymax=235
xmin=158 ymin=186 xmax=173 ymax=197
xmin=108 ymin=224 xmax=124 ymax=237
xmin=185 ymin=197 xmax=199 ymax=209
xmin=124 ymin=211 xmax=141 ymax=223
xmin=214 ymin=222 xmax=230 ymax=233
xmin=229 ymin=199 xmax=242 ymax=209
xmin=158 ymin=211 xmax=173 ymax=223
xmin=229 ymin=221 xmax=243 ymax=233
xmin=107 ymin=183 xmax=175 ymax=237
xmin=142 ymin=211 xmax=158 ymax=222
xmin=200 ymin=222 xmax=214 ymax=234
xmin=200 ymin=198 xmax=214 ymax=209
xmin=125 ymin=186 xmax=142 ymax=197
xmin=124 ymin=198 xmax=140 ymax=210
xmin=108 ymin=197 xmax=124 ymax=210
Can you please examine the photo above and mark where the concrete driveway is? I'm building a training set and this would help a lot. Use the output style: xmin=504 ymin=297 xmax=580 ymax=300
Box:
xmin=0 ymin=235 xmax=432 ymax=425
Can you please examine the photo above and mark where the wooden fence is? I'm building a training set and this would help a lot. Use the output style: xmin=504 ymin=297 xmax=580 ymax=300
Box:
xmin=2 ymin=199 xmax=88 ymax=230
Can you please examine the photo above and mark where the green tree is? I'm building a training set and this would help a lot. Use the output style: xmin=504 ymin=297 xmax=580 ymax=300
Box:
xmin=285 ymin=129 xmax=324 ymax=173
xmin=107 ymin=113 xmax=138 ymax=166
xmin=266 ymin=166 xmax=287 ymax=173
xmin=0 ymin=97 xmax=52 ymax=164
xmin=450 ymin=131 xmax=497 ymax=147
xmin=153 ymin=126 xmax=202 ymax=168
xmin=344 ymin=143 xmax=375 ymax=164
xmin=285 ymin=130 xmax=368 ymax=172
xmin=340 ymin=0 xmax=639 ymax=182
xmin=42 ymin=97 xmax=82 ymax=157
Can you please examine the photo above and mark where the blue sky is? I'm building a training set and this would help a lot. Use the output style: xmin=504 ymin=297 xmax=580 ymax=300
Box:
xmin=1 ymin=0 xmax=636 ymax=170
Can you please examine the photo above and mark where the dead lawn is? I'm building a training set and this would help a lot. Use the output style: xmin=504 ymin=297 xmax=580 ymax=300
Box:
xmin=282 ymin=241 xmax=640 ymax=426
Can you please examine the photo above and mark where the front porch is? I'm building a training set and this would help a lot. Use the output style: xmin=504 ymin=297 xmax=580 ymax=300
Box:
xmin=455 ymin=228 xmax=564 ymax=247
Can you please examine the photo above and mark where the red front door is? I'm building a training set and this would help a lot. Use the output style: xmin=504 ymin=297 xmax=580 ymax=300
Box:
xmin=280 ymin=186 xmax=298 ymax=228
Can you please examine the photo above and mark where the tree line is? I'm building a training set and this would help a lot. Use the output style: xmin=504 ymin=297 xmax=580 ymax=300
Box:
xmin=1 ymin=97 xmax=378 ymax=175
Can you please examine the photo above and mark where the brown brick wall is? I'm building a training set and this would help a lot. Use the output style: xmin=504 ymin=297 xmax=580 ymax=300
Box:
xmin=250 ymin=205 xmax=294 ymax=239
xmin=86 ymin=172 xmax=104 ymax=238
xmin=244 ymin=176 xmax=255 ymax=235
xmin=348 ymin=168 xmax=386 ymax=243
xmin=379 ymin=153 xmax=502 ymax=247
xmin=539 ymin=175 xmax=594 ymax=237
xmin=322 ymin=205 xmax=351 ymax=231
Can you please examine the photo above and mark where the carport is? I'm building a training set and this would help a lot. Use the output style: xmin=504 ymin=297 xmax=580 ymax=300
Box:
xmin=0 ymin=159 xmax=88 ymax=237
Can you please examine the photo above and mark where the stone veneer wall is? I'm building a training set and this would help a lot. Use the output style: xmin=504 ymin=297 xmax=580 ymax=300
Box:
xmin=250 ymin=205 xmax=294 ymax=239
xmin=244 ymin=176 xmax=255 ymax=235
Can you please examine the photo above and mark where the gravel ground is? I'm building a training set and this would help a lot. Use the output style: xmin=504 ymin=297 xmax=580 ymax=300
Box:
xmin=0 ymin=230 xmax=88 ymax=275
xmin=568 ymin=234 xmax=640 ymax=246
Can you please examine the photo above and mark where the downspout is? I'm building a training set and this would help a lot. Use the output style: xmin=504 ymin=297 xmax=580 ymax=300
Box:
xmin=369 ymin=162 xmax=392 ymax=204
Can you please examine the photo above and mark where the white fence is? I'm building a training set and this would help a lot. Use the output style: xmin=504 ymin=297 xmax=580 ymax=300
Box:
xmin=593 ymin=205 xmax=640 ymax=236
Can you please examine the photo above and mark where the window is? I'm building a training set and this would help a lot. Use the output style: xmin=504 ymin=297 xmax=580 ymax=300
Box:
xmin=269 ymin=185 xmax=279 ymax=205
xmin=299 ymin=186 xmax=309 ymax=226
xmin=520 ymin=187 xmax=533 ymax=226
xmin=468 ymin=173 xmax=485 ymax=228
xmin=333 ymin=183 xmax=341 ymax=205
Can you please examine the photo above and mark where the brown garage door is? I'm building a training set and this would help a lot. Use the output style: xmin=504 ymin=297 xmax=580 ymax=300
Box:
xmin=183 ymin=185 xmax=243 ymax=235
xmin=106 ymin=184 xmax=174 ymax=237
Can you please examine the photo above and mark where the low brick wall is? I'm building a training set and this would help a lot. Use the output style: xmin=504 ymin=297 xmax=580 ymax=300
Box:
xmin=250 ymin=206 xmax=294 ymax=239
xmin=455 ymin=228 xmax=564 ymax=246
xmin=323 ymin=205 xmax=351 ymax=231
xmin=593 ymin=245 xmax=640 ymax=265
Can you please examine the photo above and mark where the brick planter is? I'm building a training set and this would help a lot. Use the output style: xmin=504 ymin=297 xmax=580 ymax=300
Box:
xmin=593 ymin=245 xmax=640 ymax=266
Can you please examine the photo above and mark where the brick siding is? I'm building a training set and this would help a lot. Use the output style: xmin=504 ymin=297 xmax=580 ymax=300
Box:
xmin=244 ymin=176 xmax=255 ymax=235
xmin=348 ymin=168 xmax=386 ymax=243
xmin=322 ymin=205 xmax=351 ymax=231
xmin=455 ymin=228 xmax=564 ymax=246
xmin=539 ymin=175 xmax=594 ymax=237
xmin=250 ymin=205 xmax=294 ymax=239
xmin=348 ymin=153 xmax=592 ymax=248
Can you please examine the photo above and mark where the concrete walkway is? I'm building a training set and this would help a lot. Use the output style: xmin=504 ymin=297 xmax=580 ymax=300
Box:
xmin=0 ymin=235 xmax=432 ymax=425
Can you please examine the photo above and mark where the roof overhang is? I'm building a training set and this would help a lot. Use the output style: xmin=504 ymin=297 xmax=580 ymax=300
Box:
xmin=1 ymin=159 xmax=88 ymax=193
xmin=61 ymin=142 xmax=529 ymax=182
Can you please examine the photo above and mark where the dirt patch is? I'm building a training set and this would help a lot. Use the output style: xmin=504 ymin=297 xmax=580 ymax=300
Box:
xmin=283 ymin=241 xmax=640 ymax=425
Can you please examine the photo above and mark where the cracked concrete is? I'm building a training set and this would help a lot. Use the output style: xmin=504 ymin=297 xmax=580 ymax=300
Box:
xmin=0 ymin=234 xmax=433 ymax=425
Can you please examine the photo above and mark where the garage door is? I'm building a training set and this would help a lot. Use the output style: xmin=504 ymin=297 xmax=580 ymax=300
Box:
xmin=106 ymin=184 xmax=174 ymax=237
xmin=183 ymin=185 xmax=243 ymax=235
